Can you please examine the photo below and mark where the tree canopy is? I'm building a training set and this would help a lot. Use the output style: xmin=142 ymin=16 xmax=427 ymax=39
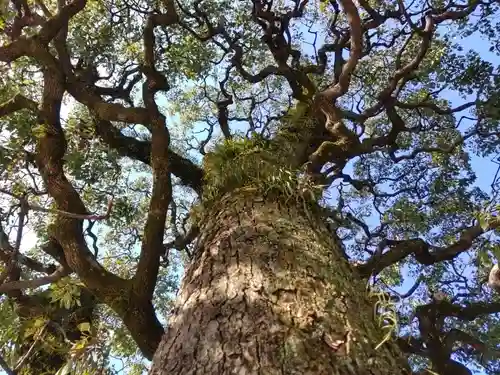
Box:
xmin=0 ymin=0 xmax=500 ymax=374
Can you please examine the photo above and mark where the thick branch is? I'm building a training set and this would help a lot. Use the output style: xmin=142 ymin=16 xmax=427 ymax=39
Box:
xmin=132 ymin=9 xmax=175 ymax=298
xmin=357 ymin=217 xmax=499 ymax=277
xmin=444 ymin=329 xmax=493 ymax=360
xmin=321 ymin=0 xmax=363 ymax=100
xmin=0 ymin=93 xmax=38 ymax=116
xmin=426 ymin=299 xmax=500 ymax=322
xmin=0 ymin=0 xmax=86 ymax=62
xmin=0 ymin=265 xmax=68 ymax=293
xmin=65 ymin=81 xmax=151 ymax=124
xmin=34 ymin=65 xmax=124 ymax=292
xmin=32 ymin=63 xmax=166 ymax=359
xmin=361 ymin=14 xmax=435 ymax=118
xmin=37 ymin=0 xmax=86 ymax=45
xmin=94 ymin=119 xmax=203 ymax=193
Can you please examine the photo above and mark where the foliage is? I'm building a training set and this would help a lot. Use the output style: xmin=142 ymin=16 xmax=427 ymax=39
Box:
xmin=0 ymin=0 xmax=499 ymax=374
xmin=196 ymin=132 xmax=323 ymax=226
xmin=368 ymin=286 xmax=399 ymax=350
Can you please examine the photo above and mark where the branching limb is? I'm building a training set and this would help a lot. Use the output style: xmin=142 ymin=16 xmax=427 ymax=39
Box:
xmin=0 ymin=93 xmax=201 ymax=195
xmin=34 ymin=58 xmax=124 ymax=293
xmin=431 ymin=1 xmax=483 ymax=23
xmin=361 ymin=14 xmax=434 ymax=118
xmin=415 ymin=301 xmax=473 ymax=375
xmin=422 ymin=299 xmax=500 ymax=322
xmin=132 ymin=4 xmax=176 ymax=298
xmin=321 ymin=0 xmax=363 ymax=101
xmin=0 ymin=265 xmax=68 ymax=293
xmin=444 ymin=329 xmax=498 ymax=364
xmin=37 ymin=0 xmax=86 ymax=45
xmin=0 ymin=0 xmax=87 ymax=62
xmin=0 ymin=93 xmax=38 ymax=116
xmin=94 ymin=118 xmax=203 ymax=193
xmin=357 ymin=217 xmax=500 ymax=277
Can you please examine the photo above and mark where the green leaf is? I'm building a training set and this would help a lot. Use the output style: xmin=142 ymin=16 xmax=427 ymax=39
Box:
xmin=55 ymin=361 xmax=73 ymax=375
xmin=78 ymin=322 xmax=91 ymax=333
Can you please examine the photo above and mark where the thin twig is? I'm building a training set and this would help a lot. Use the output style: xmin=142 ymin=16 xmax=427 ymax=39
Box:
xmin=0 ymin=265 xmax=69 ymax=293
xmin=14 ymin=322 xmax=49 ymax=372
xmin=0 ymin=189 xmax=114 ymax=221
xmin=0 ymin=202 xmax=26 ymax=285
xmin=27 ymin=199 xmax=114 ymax=221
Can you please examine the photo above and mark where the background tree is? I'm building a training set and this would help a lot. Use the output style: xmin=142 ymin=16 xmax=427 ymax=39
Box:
xmin=0 ymin=0 xmax=500 ymax=374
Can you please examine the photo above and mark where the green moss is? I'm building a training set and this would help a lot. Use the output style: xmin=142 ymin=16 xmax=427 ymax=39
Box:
xmin=202 ymin=133 xmax=274 ymax=200
xmin=193 ymin=133 xmax=323 ymax=224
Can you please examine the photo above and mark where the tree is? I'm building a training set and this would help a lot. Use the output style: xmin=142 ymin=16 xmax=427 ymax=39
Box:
xmin=0 ymin=0 xmax=500 ymax=373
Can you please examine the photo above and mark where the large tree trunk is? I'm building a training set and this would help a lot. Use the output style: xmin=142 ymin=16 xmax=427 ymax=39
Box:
xmin=149 ymin=188 xmax=410 ymax=374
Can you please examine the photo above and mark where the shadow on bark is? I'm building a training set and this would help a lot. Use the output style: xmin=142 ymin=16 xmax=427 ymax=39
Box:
xmin=149 ymin=191 xmax=411 ymax=375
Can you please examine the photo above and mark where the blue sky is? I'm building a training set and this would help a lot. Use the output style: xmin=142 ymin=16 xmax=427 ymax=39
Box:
xmin=1 ymin=4 xmax=500 ymax=375
xmin=81 ymin=13 xmax=500 ymax=375
xmin=392 ymin=31 xmax=498 ymax=373
xmin=388 ymin=30 xmax=498 ymax=294
xmin=152 ymin=26 xmax=500 ymax=374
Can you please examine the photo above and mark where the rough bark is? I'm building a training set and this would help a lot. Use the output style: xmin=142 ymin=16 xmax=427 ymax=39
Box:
xmin=149 ymin=189 xmax=411 ymax=375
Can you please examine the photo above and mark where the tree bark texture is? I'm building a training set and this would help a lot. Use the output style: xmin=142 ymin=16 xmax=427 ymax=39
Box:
xmin=149 ymin=189 xmax=410 ymax=375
